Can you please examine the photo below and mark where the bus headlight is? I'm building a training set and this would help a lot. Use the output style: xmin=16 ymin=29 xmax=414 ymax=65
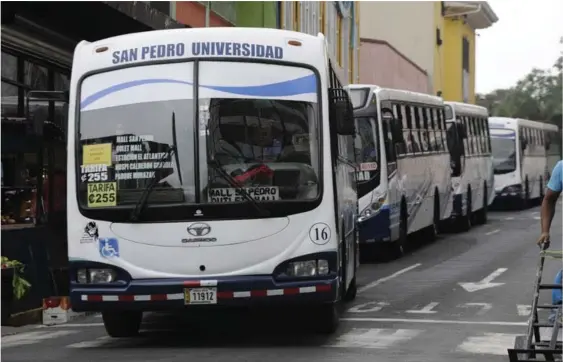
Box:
xmin=77 ymin=268 xmax=117 ymax=284
xmin=358 ymin=196 xmax=386 ymax=222
xmin=286 ymin=260 xmax=330 ymax=277
xmin=501 ymin=185 xmax=522 ymax=196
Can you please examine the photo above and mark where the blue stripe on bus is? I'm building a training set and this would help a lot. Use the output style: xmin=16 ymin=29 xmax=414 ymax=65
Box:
xmin=80 ymin=74 xmax=317 ymax=109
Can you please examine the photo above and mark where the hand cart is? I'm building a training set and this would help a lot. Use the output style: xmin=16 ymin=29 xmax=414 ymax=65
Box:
xmin=507 ymin=248 xmax=562 ymax=361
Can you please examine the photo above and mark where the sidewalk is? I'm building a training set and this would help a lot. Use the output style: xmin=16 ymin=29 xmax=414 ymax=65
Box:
xmin=1 ymin=323 xmax=39 ymax=337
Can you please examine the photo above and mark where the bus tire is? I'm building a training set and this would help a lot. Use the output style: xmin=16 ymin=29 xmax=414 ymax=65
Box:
xmin=475 ymin=184 xmax=488 ymax=225
xmin=313 ymin=303 xmax=340 ymax=334
xmin=102 ymin=311 xmax=142 ymax=338
xmin=343 ymin=277 xmax=357 ymax=302
xmin=387 ymin=201 xmax=407 ymax=259
xmin=458 ymin=189 xmax=472 ymax=232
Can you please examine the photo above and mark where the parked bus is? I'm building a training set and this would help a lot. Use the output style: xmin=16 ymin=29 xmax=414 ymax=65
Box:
xmin=62 ymin=28 xmax=359 ymax=336
xmin=489 ymin=117 xmax=560 ymax=207
xmin=444 ymin=101 xmax=494 ymax=231
xmin=346 ymin=85 xmax=452 ymax=259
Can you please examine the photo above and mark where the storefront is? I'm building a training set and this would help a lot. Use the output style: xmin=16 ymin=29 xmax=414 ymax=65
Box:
xmin=1 ymin=1 xmax=184 ymax=321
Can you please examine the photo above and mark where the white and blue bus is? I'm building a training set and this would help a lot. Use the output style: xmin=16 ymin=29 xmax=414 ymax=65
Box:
xmin=489 ymin=117 xmax=560 ymax=207
xmin=63 ymin=28 xmax=359 ymax=336
xmin=346 ymin=85 xmax=452 ymax=259
xmin=444 ymin=101 xmax=494 ymax=231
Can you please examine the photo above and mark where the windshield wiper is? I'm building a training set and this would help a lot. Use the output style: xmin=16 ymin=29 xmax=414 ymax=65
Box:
xmin=130 ymin=112 xmax=181 ymax=222
xmin=129 ymin=146 xmax=176 ymax=222
xmin=207 ymin=159 xmax=270 ymax=217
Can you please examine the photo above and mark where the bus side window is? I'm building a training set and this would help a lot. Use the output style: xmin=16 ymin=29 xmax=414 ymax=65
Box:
xmin=473 ymin=118 xmax=482 ymax=154
xmin=438 ymin=107 xmax=447 ymax=152
xmin=382 ymin=110 xmax=396 ymax=163
xmin=405 ymin=105 xmax=419 ymax=154
xmin=430 ymin=108 xmax=440 ymax=152
xmin=480 ymin=118 xmax=488 ymax=153
xmin=485 ymin=118 xmax=491 ymax=153
xmin=396 ymin=103 xmax=408 ymax=156
xmin=460 ymin=117 xmax=469 ymax=156
xmin=389 ymin=104 xmax=402 ymax=159
xmin=417 ymin=107 xmax=429 ymax=152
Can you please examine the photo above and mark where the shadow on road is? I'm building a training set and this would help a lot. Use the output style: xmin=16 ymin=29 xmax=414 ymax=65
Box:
xmin=94 ymin=309 xmax=335 ymax=349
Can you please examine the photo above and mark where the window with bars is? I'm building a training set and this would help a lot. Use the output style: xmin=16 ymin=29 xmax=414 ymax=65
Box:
xmin=1 ymin=50 xmax=69 ymax=228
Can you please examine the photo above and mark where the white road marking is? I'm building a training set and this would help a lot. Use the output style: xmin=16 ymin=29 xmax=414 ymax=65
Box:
xmin=458 ymin=268 xmax=507 ymax=292
xmin=341 ymin=317 xmax=527 ymax=327
xmin=326 ymin=328 xmax=422 ymax=349
xmin=459 ymin=302 xmax=492 ymax=316
xmin=67 ymin=336 xmax=111 ymax=348
xmin=43 ymin=323 xmax=104 ymax=328
xmin=2 ymin=330 xmax=76 ymax=349
xmin=505 ymin=217 xmax=515 ymax=220
xmin=457 ymin=332 xmax=519 ymax=355
xmin=533 ymin=216 xmax=541 ymax=220
xmin=517 ymin=304 xmax=531 ymax=317
xmin=358 ymin=263 xmax=422 ymax=294
xmin=485 ymin=229 xmax=500 ymax=236
xmin=406 ymin=302 xmax=439 ymax=314
xmin=348 ymin=301 xmax=389 ymax=313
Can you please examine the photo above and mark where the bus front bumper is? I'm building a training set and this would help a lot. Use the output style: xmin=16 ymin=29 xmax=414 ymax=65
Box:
xmin=358 ymin=208 xmax=391 ymax=243
xmin=70 ymin=276 xmax=338 ymax=312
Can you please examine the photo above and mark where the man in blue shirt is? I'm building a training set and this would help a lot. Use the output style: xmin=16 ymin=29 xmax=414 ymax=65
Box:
xmin=537 ymin=160 xmax=562 ymax=247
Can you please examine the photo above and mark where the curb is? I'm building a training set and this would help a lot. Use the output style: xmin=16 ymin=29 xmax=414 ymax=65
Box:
xmin=6 ymin=307 xmax=43 ymax=327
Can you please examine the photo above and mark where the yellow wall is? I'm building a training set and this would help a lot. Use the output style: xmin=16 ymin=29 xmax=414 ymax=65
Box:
xmin=441 ymin=17 xmax=476 ymax=104
xmin=433 ymin=2 xmax=444 ymax=96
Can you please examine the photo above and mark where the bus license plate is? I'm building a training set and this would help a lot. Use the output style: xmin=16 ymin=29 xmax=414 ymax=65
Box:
xmin=184 ymin=287 xmax=217 ymax=305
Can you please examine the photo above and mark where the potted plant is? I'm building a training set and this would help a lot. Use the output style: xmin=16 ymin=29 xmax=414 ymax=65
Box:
xmin=1 ymin=257 xmax=31 ymax=325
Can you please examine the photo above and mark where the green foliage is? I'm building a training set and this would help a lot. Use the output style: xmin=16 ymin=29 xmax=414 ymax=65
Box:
xmin=476 ymin=38 xmax=562 ymax=126
xmin=1 ymin=256 xmax=32 ymax=300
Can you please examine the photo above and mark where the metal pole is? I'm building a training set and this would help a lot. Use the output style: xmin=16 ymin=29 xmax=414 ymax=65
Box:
xmin=205 ymin=1 xmax=210 ymax=27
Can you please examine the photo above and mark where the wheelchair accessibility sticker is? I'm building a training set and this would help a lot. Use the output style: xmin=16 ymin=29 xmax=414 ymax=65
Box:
xmin=99 ymin=237 xmax=120 ymax=258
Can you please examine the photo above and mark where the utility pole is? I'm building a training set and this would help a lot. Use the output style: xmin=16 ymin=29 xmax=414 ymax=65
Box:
xmin=205 ymin=1 xmax=210 ymax=27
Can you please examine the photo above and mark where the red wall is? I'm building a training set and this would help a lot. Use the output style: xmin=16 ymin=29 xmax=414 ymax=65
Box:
xmin=176 ymin=2 xmax=233 ymax=28
xmin=360 ymin=38 xmax=430 ymax=94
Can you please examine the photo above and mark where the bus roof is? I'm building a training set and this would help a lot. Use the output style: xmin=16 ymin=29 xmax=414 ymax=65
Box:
xmin=71 ymin=27 xmax=327 ymax=77
xmin=489 ymin=117 xmax=559 ymax=131
xmin=445 ymin=101 xmax=488 ymax=117
xmin=346 ymin=84 xmax=443 ymax=107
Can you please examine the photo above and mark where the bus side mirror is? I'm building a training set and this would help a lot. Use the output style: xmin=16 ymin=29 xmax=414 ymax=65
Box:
xmin=521 ymin=138 xmax=528 ymax=150
xmin=329 ymin=88 xmax=355 ymax=136
xmin=381 ymin=108 xmax=402 ymax=141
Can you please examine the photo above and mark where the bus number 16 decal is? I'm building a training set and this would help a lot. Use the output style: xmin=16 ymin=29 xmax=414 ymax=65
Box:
xmin=309 ymin=223 xmax=331 ymax=245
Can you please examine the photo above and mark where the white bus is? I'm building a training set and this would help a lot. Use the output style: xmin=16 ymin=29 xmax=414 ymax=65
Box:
xmin=444 ymin=101 xmax=494 ymax=231
xmin=346 ymin=85 xmax=452 ymax=259
xmin=62 ymin=28 xmax=359 ymax=336
xmin=489 ymin=117 xmax=560 ymax=207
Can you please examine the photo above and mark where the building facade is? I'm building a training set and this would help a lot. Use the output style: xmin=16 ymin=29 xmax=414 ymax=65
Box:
xmin=359 ymin=1 xmax=433 ymax=93
xmin=279 ymin=1 xmax=360 ymax=84
xmin=358 ymin=1 xmax=497 ymax=103
xmin=438 ymin=1 xmax=498 ymax=104
xmin=175 ymin=1 xmax=236 ymax=27
xmin=1 ymin=1 xmax=182 ymax=321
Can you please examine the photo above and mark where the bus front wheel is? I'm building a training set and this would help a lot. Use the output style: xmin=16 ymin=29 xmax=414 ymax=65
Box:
xmin=387 ymin=203 xmax=407 ymax=259
xmin=102 ymin=311 xmax=142 ymax=337
xmin=312 ymin=303 xmax=340 ymax=334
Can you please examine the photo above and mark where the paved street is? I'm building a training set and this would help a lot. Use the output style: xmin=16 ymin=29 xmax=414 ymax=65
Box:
xmin=3 ymin=204 xmax=562 ymax=362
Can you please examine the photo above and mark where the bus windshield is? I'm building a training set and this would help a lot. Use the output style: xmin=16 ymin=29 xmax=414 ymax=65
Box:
xmin=354 ymin=117 xmax=380 ymax=197
xmin=77 ymin=61 xmax=321 ymax=217
xmin=491 ymin=133 xmax=517 ymax=174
